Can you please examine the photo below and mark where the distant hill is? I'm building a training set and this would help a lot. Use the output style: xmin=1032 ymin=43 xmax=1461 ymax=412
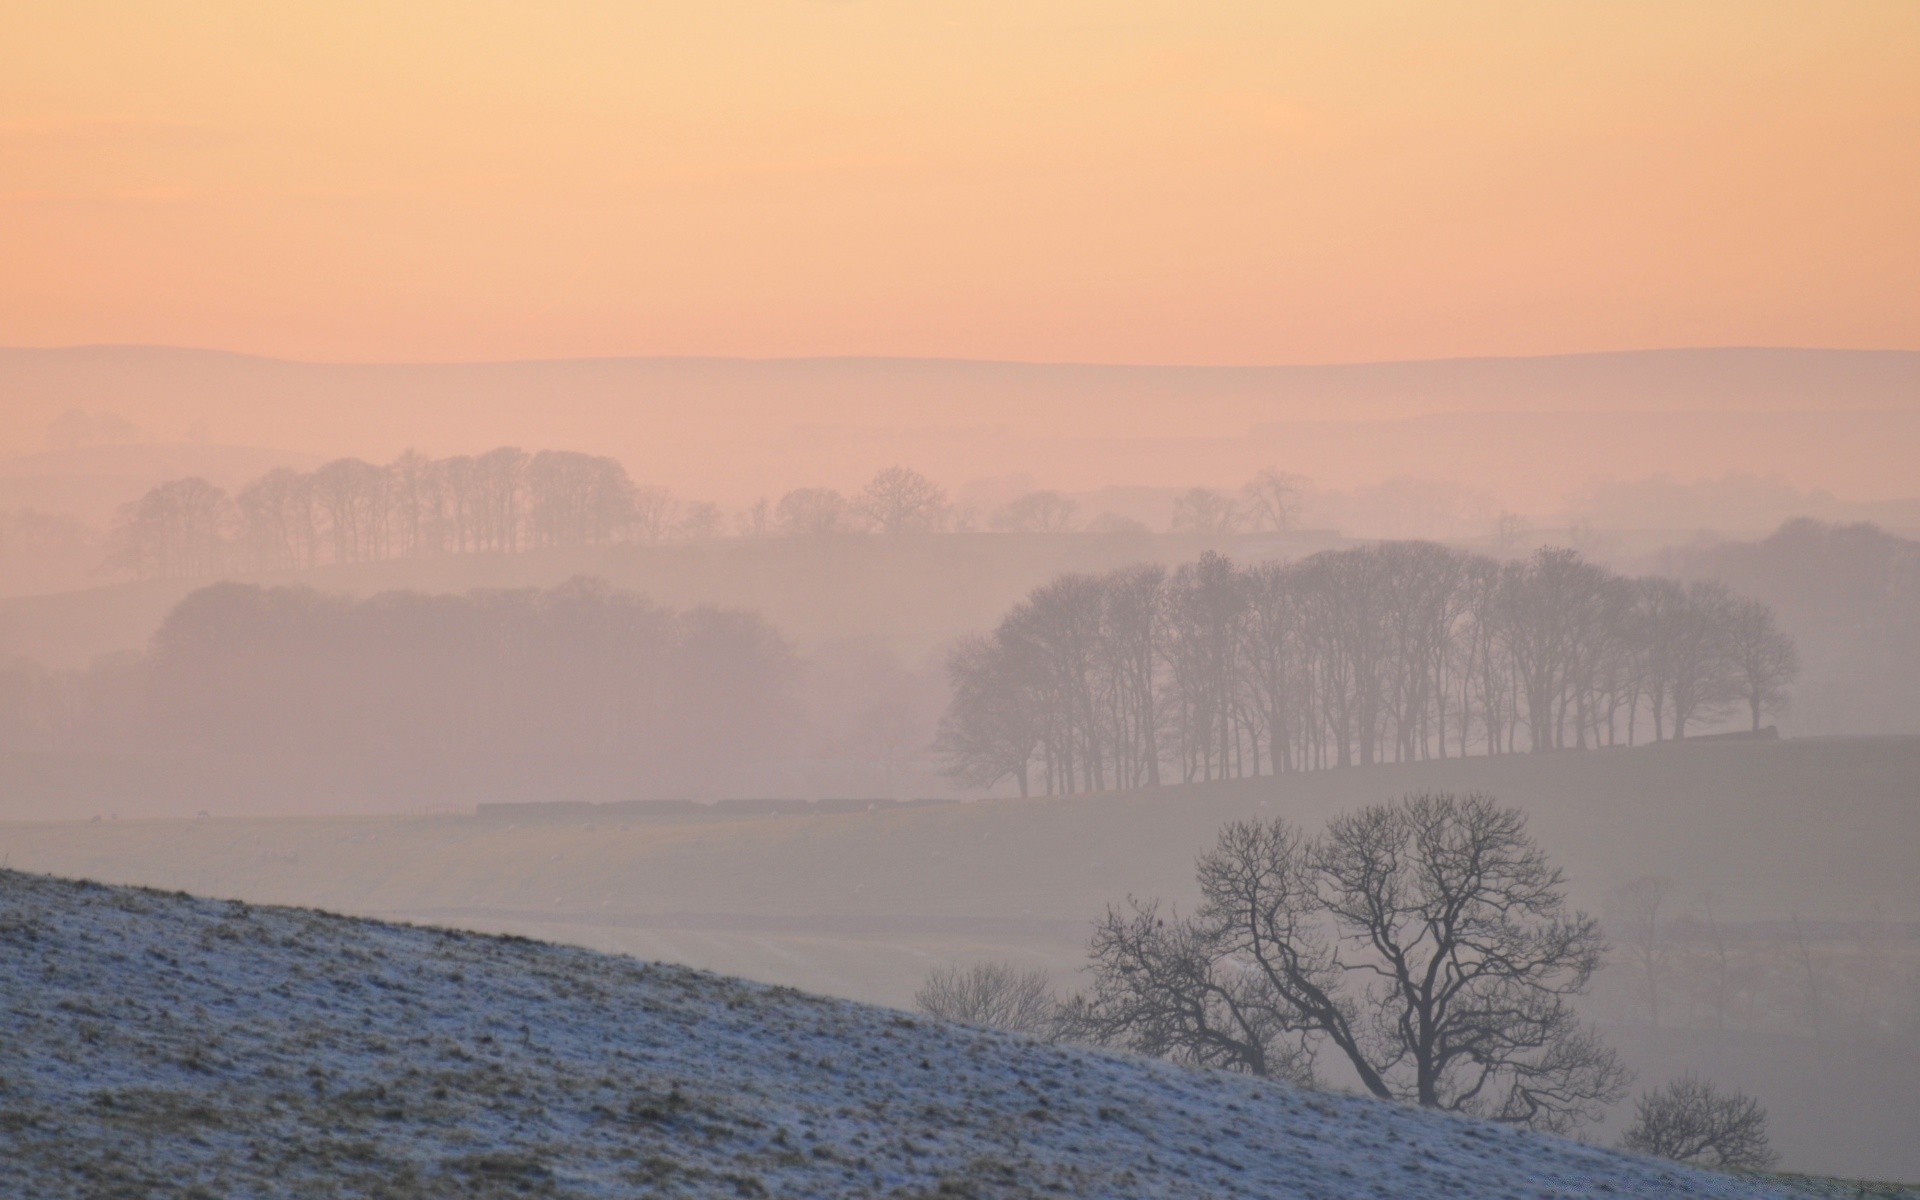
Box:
xmin=0 ymin=441 xmax=319 ymax=526
xmin=3 ymin=345 xmax=1916 ymax=508
xmin=0 ymin=868 xmax=1801 ymax=1198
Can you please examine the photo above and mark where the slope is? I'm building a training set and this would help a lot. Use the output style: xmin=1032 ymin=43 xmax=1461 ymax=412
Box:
xmin=0 ymin=868 xmax=1797 ymax=1199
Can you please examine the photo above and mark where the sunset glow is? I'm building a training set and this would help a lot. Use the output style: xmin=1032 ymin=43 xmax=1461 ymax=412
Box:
xmin=4 ymin=1 xmax=1917 ymax=364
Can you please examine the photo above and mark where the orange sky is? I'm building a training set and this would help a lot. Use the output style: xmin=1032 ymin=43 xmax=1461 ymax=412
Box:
xmin=2 ymin=1 xmax=1917 ymax=365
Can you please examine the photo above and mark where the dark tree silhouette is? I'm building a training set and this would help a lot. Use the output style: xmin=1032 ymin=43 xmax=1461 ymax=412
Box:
xmin=915 ymin=962 xmax=1062 ymax=1039
xmin=1723 ymin=597 xmax=1799 ymax=731
xmin=856 ymin=466 xmax=948 ymax=534
xmin=1079 ymin=794 xmax=1630 ymax=1133
xmin=1168 ymin=487 xmax=1244 ymax=535
xmin=941 ymin=546 xmax=1792 ymax=795
xmin=1621 ymin=1077 xmax=1778 ymax=1170
xmin=776 ymin=487 xmax=852 ymax=536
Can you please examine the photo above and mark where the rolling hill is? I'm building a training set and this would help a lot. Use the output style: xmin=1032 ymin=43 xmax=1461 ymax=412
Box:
xmin=4 ymin=345 xmax=1918 ymax=510
xmin=0 ymin=868 xmax=1819 ymax=1199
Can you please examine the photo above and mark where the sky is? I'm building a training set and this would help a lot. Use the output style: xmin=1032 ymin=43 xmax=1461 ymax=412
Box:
xmin=2 ymin=1 xmax=1917 ymax=365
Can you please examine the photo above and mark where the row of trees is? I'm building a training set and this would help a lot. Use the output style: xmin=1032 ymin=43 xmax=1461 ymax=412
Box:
xmin=1602 ymin=877 xmax=1915 ymax=1042
xmin=137 ymin=578 xmax=799 ymax=770
xmin=107 ymin=455 xmax=1318 ymax=581
xmin=938 ymin=545 xmax=1799 ymax=796
xmin=106 ymin=457 xmax=978 ymax=580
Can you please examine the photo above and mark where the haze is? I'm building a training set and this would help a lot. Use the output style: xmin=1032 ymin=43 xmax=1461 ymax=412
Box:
xmin=3 ymin=4 xmax=1919 ymax=1193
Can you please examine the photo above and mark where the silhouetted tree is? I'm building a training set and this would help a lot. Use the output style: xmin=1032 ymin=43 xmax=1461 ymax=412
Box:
xmin=1168 ymin=487 xmax=1243 ymax=535
xmin=1606 ymin=876 xmax=1677 ymax=1029
xmin=1081 ymin=794 xmax=1629 ymax=1133
xmin=1723 ymin=597 xmax=1798 ymax=731
xmin=1239 ymin=469 xmax=1306 ymax=533
xmin=1621 ymin=1077 xmax=1777 ymax=1170
xmin=110 ymin=477 xmax=231 ymax=579
xmin=933 ymin=634 xmax=1041 ymax=797
xmin=915 ymin=962 xmax=1063 ymax=1039
xmin=856 ymin=466 xmax=948 ymax=534
xmin=775 ymin=487 xmax=852 ymax=536
xmin=1077 ymin=896 xmax=1316 ymax=1084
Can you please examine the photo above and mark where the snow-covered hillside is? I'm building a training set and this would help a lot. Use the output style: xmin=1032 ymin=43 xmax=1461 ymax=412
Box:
xmin=0 ymin=869 xmax=1802 ymax=1198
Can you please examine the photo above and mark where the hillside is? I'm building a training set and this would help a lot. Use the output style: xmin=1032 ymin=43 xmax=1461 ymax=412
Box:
xmin=7 ymin=735 xmax=1915 ymax=1179
xmin=0 ymin=869 xmax=1813 ymax=1199
xmin=4 ymin=345 xmax=1918 ymax=510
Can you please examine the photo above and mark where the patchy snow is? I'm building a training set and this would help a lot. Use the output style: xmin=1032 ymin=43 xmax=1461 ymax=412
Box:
xmin=0 ymin=869 xmax=1797 ymax=1198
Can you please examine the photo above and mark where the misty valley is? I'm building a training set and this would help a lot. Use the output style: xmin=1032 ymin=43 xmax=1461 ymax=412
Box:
xmin=5 ymin=4 xmax=1920 ymax=1195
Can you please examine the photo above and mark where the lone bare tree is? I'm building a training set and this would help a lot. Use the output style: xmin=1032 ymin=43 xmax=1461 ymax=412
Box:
xmin=775 ymin=487 xmax=851 ymax=536
xmin=1240 ymin=469 xmax=1306 ymax=533
xmin=857 ymin=466 xmax=948 ymax=534
xmin=1168 ymin=487 xmax=1244 ymax=535
xmin=915 ymin=961 xmax=1063 ymax=1039
xmin=1621 ymin=1077 xmax=1778 ymax=1170
xmin=1080 ymin=793 xmax=1629 ymax=1133
xmin=1605 ymin=876 xmax=1676 ymax=1028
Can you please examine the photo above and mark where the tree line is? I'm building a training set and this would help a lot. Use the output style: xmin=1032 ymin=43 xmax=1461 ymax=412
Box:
xmin=0 ymin=578 xmax=797 ymax=788
xmin=107 ymin=455 xmax=1315 ymax=581
xmin=938 ymin=544 xmax=1799 ymax=796
xmin=106 ymin=455 xmax=997 ymax=581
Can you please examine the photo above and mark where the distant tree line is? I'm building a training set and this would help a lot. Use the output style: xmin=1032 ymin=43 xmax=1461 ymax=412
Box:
xmin=938 ymin=545 xmax=1799 ymax=796
xmin=1601 ymin=876 xmax=1916 ymax=1045
xmin=0 ymin=578 xmax=799 ymax=788
xmin=136 ymin=579 xmax=798 ymax=771
xmin=107 ymin=457 xmax=1316 ymax=582
xmin=107 ymin=456 xmax=989 ymax=581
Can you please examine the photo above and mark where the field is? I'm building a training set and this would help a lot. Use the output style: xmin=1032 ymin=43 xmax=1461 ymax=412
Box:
xmin=5 ymin=735 xmax=1917 ymax=1178
xmin=0 ymin=868 xmax=1850 ymax=1199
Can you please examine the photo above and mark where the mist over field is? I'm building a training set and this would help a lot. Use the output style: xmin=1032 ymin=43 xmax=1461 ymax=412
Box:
xmin=6 ymin=2 xmax=1919 ymax=1195
xmin=3 ymin=379 xmax=1918 ymax=1180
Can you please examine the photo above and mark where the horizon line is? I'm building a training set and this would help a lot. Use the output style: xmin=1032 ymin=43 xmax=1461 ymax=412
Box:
xmin=5 ymin=341 xmax=1919 ymax=373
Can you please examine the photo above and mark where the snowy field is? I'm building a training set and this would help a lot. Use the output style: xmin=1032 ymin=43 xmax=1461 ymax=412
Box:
xmin=0 ymin=869 xmax=1841 ymax=1199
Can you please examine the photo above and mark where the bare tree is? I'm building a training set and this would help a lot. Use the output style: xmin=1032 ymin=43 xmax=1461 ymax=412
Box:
xmin=1082 ymin=794 xmax=1629 ymax=1133
xmin=990 ymin=490 xmax=1080 ymax=533
xmin=1723 ymin=597 xmax=1798 ymax=731
xmin=934 ymin=634 xmax=1041 ymax=797
xmin=736 ymin=496 xmax=774 ymax=538
xmin=1169 ymin=487 xmax=1244 ymax=535
xmin=1605 ymin=876 xmax=1676 ymax=1029
xmin=857 ymin=466 xmax=948 ymax=534
xmin=1620 ymin=1077 xmax=1778 ymax=1171
xmin=1077 ymin=897 xmax=1317 ymax=1083
xmin=915 ymin=961 xmax=1063 ymax=1039
xmin=629 ymin=485 xmax=678 ymax=543
xmin=775 ymin=487 xmax=852 ymax=537
xmin=1240 ymin=469 xmax=1306 ymax=533
xmin=109 ymin=477 xmax=232 ymax=579
xmin=676 ymin=500 xmax=726 ymax=541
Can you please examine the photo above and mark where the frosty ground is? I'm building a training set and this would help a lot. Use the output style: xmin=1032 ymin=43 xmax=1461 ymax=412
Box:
xmin=0 ymin=869 xmax=1838 ymax=1199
